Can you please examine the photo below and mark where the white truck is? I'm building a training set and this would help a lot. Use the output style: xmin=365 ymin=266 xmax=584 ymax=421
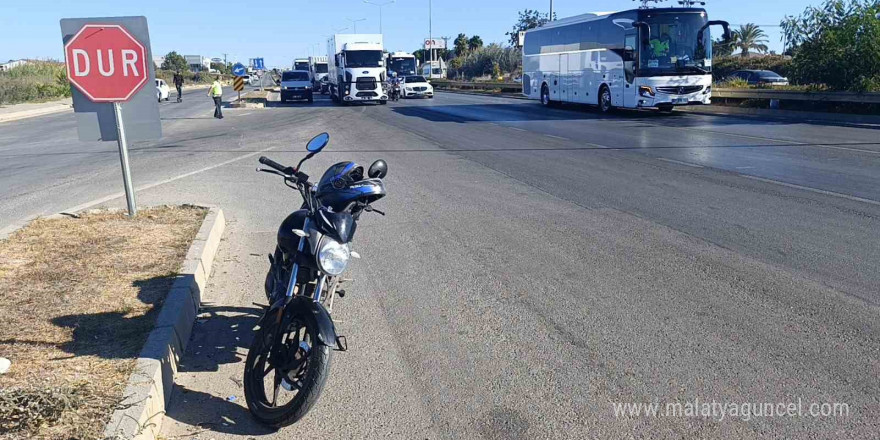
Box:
xmin=309 ymin=56 xmax=329 ymax=94
xmin=327 ymin=34 xmax=388 ymax=105
xmin=293 ymin=58 xmax=310 ymax=72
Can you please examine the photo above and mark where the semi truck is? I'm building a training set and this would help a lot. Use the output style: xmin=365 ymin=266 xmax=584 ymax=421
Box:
xmin=327 ymin=34 xmax=388 ymax=105
xmin=293 ymin=58 xmax=310 ymax=72
xmin=309 ymin=56 xmax=329 ymax=94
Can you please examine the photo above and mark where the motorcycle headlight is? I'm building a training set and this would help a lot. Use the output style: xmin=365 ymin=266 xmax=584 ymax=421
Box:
xmin=317 ymin=238 xmax=351 ymax=275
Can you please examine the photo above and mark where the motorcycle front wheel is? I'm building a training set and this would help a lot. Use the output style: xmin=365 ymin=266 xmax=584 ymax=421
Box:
xmin=243 ymin=312 xmax=331 ymax=427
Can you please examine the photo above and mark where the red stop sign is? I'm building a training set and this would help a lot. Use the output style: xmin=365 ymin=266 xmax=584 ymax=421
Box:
xmin=64 ymin=24 xmax=149 ymax=102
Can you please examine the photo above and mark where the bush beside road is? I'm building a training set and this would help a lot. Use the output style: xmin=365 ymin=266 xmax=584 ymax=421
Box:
xmin=0 ymin=61 xmax=71 ymax=105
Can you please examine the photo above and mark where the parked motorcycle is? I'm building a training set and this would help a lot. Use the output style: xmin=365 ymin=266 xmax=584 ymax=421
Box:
xmin=243 ymin=133 xmax=388 ymax=427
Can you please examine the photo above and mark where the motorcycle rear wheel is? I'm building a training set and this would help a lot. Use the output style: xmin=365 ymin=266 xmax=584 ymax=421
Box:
xmin=244 ymin=312 xmax=331 ymax=427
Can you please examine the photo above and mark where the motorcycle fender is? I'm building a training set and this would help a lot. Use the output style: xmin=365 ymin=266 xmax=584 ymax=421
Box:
xmin=266 ymin=296 xmax=337 ymax=347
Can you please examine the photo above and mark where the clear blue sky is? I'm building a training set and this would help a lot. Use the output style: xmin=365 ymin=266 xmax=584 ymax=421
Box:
xmin=1 ymin=0 xmax=815 ymax=68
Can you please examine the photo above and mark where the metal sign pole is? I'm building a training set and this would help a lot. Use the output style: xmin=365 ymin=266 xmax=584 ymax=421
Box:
xmin=113 ymin=102 xmax=137 ymax=217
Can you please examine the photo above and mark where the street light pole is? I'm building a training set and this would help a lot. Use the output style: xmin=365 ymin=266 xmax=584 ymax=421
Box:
xmin=550 ymin=0 xmax=553 ymax=21
xmin=346 ymin=18 xmax=366 ymax=33
xmin=364 ymin=0 xmax=395 ymax=34
xmin=429 ymin=0 xmax=433 ymax=78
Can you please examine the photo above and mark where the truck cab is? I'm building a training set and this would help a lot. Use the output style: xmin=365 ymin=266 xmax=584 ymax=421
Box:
xmin=309 ymin=56 xmax=329 ymax=94
xmin=328 ymin=34 xmax=388 ymax=105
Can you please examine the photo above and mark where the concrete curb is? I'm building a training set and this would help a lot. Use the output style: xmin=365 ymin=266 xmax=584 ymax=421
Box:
xmin=102 ymin=206 xmax=226 ymax=440
xmin=0 ymin=101 xmax=73 ymax=124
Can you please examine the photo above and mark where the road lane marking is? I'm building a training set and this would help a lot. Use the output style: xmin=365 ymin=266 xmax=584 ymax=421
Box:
xmin=544 ymin=134 xmax=569 ymax=140
xmin=509 ymin=127 xmax=528 ymax=132
xmin=740 ymin=175 xmax=880 ymax=207
xmin=59 ymin=141 xmax=278 ymax=215
xmin=656 ymin=157 xmax=704 ymax=168
xmin=649 ymin=123 xmax=880 ymax=156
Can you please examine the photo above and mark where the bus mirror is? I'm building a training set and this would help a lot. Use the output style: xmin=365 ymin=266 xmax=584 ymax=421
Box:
xmin=633 ymin=21 xmax=651 ymax=45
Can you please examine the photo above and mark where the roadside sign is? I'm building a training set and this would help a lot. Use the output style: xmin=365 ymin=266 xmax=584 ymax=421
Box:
xmin=253 ymin=58 xmax=265 ymax=70
xmin=232 ymin=63 xmax=246 ymax=76
xmin=64 ymin=25 xmax=148 ymax=101
xmin=233 ymin=76 xmax=245 ymax=91
xmin=61 ymin=17 xmax=160 ymax=217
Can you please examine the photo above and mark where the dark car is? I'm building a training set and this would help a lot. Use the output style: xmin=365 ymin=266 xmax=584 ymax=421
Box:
xmin=727 ymin=70 xmax=789 ymax=86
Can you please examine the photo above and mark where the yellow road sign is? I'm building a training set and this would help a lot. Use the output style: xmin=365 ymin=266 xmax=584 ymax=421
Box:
xmin=233 ymin=76 xmax=245 ymax=92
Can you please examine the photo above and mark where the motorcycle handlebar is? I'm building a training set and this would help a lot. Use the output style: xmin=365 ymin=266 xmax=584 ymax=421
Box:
xmin=259 ymin=156 xmax=287 ymax=172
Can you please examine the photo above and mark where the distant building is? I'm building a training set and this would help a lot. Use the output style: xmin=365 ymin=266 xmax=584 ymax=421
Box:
xmin=153 ymin=56 xmax=165 ymax=68
xmin=184 ymin=55 xmax=211 ymax=72
xmin=0 ymin=59 xmax=29 ymax=71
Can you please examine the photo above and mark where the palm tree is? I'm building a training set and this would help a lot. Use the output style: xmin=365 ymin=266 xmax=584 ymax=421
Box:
xmin=468 ymin=35 xmax=484 ymax=52
xmin=454 ymin=33 xmax=469 ymax=57
xmin=733 ymin=23 xmax=769 ymax=58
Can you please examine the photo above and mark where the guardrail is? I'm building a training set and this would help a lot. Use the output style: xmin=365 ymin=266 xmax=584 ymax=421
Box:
xmin=712 ymin=88 xmax=880 ymax=104
xmin=432 ymin=81 xmax=880 ymax=105
xmin=431 ymin=80 xmax=522 ymax=93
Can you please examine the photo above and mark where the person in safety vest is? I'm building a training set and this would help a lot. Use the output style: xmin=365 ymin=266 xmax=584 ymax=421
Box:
xmin=207 ymin=76 xmax=224 ymax=119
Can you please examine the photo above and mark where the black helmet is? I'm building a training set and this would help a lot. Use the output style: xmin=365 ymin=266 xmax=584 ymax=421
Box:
xmin=316 ymin=162 xmax=386 ymax=211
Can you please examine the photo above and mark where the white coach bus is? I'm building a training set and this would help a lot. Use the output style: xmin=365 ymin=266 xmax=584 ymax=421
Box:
xmin=522 ymin=8 xmax=729 ymax=112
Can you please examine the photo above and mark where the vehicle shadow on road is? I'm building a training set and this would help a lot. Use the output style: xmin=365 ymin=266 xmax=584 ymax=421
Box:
xmin=392 ymin=102 xmax=880 ymax=130
xmin=163 ymin=303 xmax=278 ymax=435
xmin=165 ymin=384 xmax=277 ymax=436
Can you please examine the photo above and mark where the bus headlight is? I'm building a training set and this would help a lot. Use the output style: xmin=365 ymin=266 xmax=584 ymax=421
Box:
xmin=317 ymin=238 xmax=351 ymax=275
xmin=639 ymin=86 xmax=655 ymax=97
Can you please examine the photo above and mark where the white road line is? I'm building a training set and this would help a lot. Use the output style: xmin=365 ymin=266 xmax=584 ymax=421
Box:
xmin=544 ymin=134 xmax=569 ymax=140
xmin=740 ymin=175 xmax=880 ymax=207
xmin=656 ymin=157 xmax=704 ymax=168
xmin=508 ymin=127 xmax=528 ymax=132
xmin=60 ymin=143 xmax=278 ymax=215
xmin=654 ymin=124 xmax=880 ymax=155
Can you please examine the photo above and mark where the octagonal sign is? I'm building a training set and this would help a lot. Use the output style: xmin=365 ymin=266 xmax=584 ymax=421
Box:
xmin=64 ymin=24 xmax=148 ymax=102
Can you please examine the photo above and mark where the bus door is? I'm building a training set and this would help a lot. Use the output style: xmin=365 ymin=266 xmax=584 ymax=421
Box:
xmin=623 ymin=31 xmax=638 ymax=108
xmin=560 ymin=54 xmax=570 ymax=102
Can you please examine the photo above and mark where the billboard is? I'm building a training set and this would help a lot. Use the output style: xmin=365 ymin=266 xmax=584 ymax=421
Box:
xmin=424 ymin=38 xmax=446 ymax=50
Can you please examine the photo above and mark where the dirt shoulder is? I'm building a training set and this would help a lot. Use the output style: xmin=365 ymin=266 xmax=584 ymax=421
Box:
xmin=0 ymin=206 xmax=207 ymax=439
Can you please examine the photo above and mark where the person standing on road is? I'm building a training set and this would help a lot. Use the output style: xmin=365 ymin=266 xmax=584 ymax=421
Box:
xmin=173 ymin=71 xmax=184 ymax=103
xmin=208 ymin=76 xmax=224 ymax=119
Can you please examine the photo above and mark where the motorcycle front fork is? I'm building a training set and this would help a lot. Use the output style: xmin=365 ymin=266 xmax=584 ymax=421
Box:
xmin=284 ymin=217 xmax=333 ymax=310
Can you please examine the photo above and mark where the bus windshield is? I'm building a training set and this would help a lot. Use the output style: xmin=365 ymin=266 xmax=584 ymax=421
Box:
xmin=315 ymin=64 xmax=329 ymax=73
xmin=640 ymin=11 xmax=711 ymax=76
xmin=388 ymin=57 xmax=417 ymax=76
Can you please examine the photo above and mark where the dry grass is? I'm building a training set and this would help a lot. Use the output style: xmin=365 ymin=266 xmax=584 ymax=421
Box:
xmin=0 ymin=206 xmax=207 ymax=439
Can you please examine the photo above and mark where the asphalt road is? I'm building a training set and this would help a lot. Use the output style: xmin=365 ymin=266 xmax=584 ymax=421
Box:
xmin=1 ymin=91 xmax=878 ymax=439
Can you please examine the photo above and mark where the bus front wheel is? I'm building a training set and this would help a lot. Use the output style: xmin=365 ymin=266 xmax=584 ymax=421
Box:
xmin=598 ymin=86 xmax=613 ymax=113
xmin=541 ymin=85 xmax=551 ymax=107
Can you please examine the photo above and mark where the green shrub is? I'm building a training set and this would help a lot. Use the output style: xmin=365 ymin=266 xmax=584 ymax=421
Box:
xmin=0 ymin=61 xmax=71 ymax=105
xmin=782 ymin=0 xmax=880 ymax=92
xmin=449 ymin=44 xmax=521 ymax=80
xmin=712 ymin=55 xmax=793 ymax=82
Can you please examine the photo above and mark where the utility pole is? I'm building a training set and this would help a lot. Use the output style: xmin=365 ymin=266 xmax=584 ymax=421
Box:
xmin=550 ymin=0 xmax=553 ymax=21
xmin=429 ymin=0 xmax=433 ymax=78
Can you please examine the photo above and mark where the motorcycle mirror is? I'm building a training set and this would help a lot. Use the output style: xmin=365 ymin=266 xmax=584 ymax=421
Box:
xmin=306 ymin=132 xmax=330 ymax=153
xmin=368 ymin=159 xmax=388 ymax=179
